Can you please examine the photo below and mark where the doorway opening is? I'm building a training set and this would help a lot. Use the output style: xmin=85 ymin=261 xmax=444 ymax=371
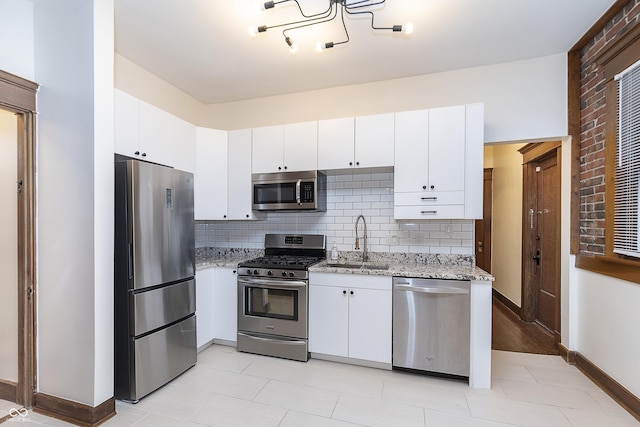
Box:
xmin=486 ymin=142 xmax=560 ymax=355
xmin=0 ymin=70 xmax=38 ymax=417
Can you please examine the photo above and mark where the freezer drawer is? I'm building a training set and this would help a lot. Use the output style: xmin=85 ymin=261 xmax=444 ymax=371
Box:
xmin=132 ymin=279 xmax=196 ymax=336
xmin=131 ymin=315 xmax=196 ymax=402
xmin=392 ymin=277 xmax=470 ymax=377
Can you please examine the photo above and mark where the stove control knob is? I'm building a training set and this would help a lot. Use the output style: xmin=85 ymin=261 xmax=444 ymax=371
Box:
xmin=253 ymin=270 xmax=258 ymax=275
xmin=267 ymin=270 xmax=273 ymax=276
xmin=246 ymin=269 xmax=252 ymax=275
xmin=281 ymin=271 xmax=287 ymax=277
xmin=289 ymin=272 xmax=295 ymax=277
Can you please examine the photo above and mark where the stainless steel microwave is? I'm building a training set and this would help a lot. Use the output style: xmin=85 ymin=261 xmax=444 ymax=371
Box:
xmin=252 ymin=170 xmax=326 ymax=211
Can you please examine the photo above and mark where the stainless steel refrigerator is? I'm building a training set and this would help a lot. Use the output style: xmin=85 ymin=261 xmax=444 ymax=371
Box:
xmin=114 ymin=158 xmax=196 ymax=402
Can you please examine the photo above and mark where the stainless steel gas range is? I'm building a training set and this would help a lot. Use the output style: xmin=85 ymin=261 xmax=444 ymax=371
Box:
xmin=237 ymin=234 xmax=326 ymax=362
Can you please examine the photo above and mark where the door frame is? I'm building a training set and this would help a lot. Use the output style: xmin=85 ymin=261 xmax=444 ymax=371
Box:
xmin=0 ymin=69 xmax=38 ymax=408
xmin=475 ymin=168 xmax=493 ymax=273
xmin=519 ymin=141 xmax=562 ymax=343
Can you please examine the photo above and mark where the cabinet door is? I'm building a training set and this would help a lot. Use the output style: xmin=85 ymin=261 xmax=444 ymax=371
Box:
xmin=348 ymin=288 xmax=392 ymax=363
xmin=428 ymin=105 xmax=466 ymax=192
xmin=283 ymin=121 xmax=317 ymax=172
xmin=114 ymin=89 xmax=140 ymax=158
xmin=195 ymin=268 xmax=216 ymax=348
xmin=213 ymin=267 xmax=238 ymax=342
xmin=394 ymin=110 xmax=429 ymax=193
xmin=138 ymin=101 xmax=196 ymax=171
xmin=252 ymin=125 xmax=284 ymax=174
xmin=195 ymin=128 xmax=228 ymax=220
xmin=228 ymin=129 xmax=262 ymax=220
xmin=309 ymin=285 xmax=349 ymax=357
xmin=464 ymin=103 xmax=485 ymax=219
xmin=354 ymin=113 xmax=395 ymax=168
xmin=317 ymin=117 xmax=355 ymax=170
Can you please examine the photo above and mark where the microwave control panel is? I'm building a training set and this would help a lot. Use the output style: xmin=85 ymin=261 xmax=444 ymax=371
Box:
xmin=302 ymin=182 xmax=314 ymax=202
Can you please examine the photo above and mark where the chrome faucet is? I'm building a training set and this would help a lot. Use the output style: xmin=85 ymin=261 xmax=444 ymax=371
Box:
xmin=355 ymin=214 xmax=368 ymax=262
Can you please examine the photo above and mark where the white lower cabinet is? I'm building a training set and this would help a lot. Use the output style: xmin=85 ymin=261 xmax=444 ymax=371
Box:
xmin=212 ymin=267 xmax=238 ymax=343
xmin=309 ymin=273 xmax=392 ymax=364
xmin=196 ymin=267 xmax=238 ymax=349
xmin=195 ymin=268 xmax=216 ymax=349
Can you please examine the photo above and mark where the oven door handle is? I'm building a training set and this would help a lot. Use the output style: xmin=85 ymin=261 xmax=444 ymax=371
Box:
xmin=238 ymin=277 xmax=307 ymax=289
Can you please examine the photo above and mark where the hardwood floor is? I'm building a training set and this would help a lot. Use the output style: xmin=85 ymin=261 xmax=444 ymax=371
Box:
xmin=491 ymin=295 xmax=559 ymax=355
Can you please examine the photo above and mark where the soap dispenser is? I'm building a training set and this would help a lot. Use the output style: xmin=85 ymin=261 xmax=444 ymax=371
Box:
xmin=331 ymin=241 xmax=339 ymax=260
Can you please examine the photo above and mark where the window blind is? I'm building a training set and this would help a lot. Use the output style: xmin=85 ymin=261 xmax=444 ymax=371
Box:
xmin=614 ymin=63 xmax=640 ymax=258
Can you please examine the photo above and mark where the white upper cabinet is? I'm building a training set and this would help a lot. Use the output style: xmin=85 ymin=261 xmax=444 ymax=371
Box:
xmin=283 ymin=121 xmax=318 ymax=172
xmin=317 ymin=117 xmax=355 ymax=170
xmin=354 ymin=113 xmax=395 ymax=169
xmin=252 ymin=122 xmax=318 ymax=173
xmin=251 ymin=125 xmax=284 ymax=174
xmin=394 ymin=104 xmax=484 ymax=220
xmin=317 ymin=114 xmax=394 ymax=171
xmin=114 ymin=89 xmax=140 ymax=157
xmin=195 ymin=127 xmax=228 ymax=220
xmin=229 ymin=129 xmax=264 ymax=220
xmin=114 ymin=88 xmax=196 ymax=172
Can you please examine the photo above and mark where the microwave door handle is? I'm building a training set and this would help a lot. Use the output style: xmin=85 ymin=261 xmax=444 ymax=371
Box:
xmin=296 ymin=179 xmax=302 ymax=205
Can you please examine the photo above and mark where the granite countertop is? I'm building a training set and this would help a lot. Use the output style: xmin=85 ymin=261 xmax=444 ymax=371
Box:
xmin=309 ymin=260 xmax=494 ymax=281
xmin=195 ymin=247 xmax=494 ymax=281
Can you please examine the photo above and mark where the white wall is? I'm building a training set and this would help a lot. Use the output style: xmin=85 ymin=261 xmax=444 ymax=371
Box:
xmin=200 ymin=54 xmax=568 ymax=144
xmin=0 ymin=0 xmax=35 ymax=80
xmin=34 ymin=0 xmax=114 ymax=407
xmin=573 ymin=267 xmax=640 ymax=397
xmin=115 ymin=53 xmax=568 ymax=144
xmin=0 ymin=109 xmax=18 ymax=383
xmin=489 ymin=143 xmax=526 ymax=306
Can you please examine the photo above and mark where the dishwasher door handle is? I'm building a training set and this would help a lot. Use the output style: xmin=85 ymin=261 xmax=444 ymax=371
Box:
xmin=394 ymin=284 xmax=469 ymax=295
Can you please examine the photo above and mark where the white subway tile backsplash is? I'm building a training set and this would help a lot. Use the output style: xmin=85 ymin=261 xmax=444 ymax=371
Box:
xmin=196 ymin=171 xmax=475 ymax=255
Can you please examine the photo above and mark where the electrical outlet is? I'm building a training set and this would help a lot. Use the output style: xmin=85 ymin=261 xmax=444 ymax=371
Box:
xmin=387 ymin=234 xmax=398 ymax=244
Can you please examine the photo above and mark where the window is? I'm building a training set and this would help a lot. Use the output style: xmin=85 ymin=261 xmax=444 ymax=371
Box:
xmin=614 ymin=61 xmax=640 ymax=258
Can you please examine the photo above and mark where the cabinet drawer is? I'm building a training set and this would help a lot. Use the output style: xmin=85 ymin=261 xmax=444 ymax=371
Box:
xmin=309 ymin=272 xmax=391 ymax=290
xmin=394 ymin=191 xmax=464 ymax=206
xmin=394 ymin=205 xmax=465 ymax=220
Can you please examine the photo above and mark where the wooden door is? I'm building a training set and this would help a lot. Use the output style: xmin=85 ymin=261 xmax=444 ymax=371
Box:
xmin=520 ymin=142 xmax=561 ymax=341
xmin=532 ymin=154 xmax=559 ymax=332
xmin=475 ymin=169 xmax=493 ymax=272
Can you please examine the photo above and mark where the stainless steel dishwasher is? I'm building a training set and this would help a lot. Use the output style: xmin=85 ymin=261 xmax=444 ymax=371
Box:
xmin=392 ymin=277 xmax=470 ymax=378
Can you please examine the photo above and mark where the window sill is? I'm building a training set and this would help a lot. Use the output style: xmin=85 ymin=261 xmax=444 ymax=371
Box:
xmin=575 ymin=254 xmax=640 ymax=284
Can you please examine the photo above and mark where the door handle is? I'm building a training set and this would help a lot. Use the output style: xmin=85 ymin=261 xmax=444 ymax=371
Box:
xmin=533 ymin=250 xmax=541 ymax=266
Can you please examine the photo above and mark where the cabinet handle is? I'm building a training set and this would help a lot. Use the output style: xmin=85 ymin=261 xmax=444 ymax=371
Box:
xmin=422 ymin=185 xmax=427 ymax=190
xmin=278 ymin=166 xmax=282 ymax=170
xmin=246 ymin=214 xmax=250 ymax=218
xmin=232 ymin=270 xmax=236 ymax=274
xmin=284 ymin=166 xmax=287 ymax=170
xmin=421 ymin=197 xmax=437 ymax=201
xmin=342 ymin=290 xmax=347 ymax=295
xmin=350 ymin=290 xmax=354 ymax=295
xmin=421 ymin=210 xmax=437 ymax=215
xmin=223 ymin=215 xmax=227 ymax=218
xmin=430 ymin=185 xmax=435 ymax=189
xmin=134 ymin=151 xmax=140 ymax=155
xmin=349 ymin=161 xmax=353 ymax=166
xmin=356 ymin=161 xmax=360 ymax=166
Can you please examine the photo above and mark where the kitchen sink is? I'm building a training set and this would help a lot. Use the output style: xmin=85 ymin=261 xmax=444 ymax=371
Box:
xmin=325 ymin=263 xmax=389 ymax=271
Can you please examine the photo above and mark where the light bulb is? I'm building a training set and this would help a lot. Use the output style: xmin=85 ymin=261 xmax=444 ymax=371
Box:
xmin=316 ymin=42 xmax=325 ymax=52
xmin=248 ymin=25 xmax=258 ymax=36
xmin=403 ymin=22 xmax=414 ymax=34
xmin=285 ymin=36 xmax=298 ymax=53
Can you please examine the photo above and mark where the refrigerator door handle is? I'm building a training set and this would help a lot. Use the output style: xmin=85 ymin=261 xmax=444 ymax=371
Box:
xmin=128 ymin=243 xmax=134 ymax=279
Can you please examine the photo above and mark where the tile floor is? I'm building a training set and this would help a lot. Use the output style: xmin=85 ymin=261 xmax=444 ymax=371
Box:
xmin=2 ymin=345 xmax=638 ymax=426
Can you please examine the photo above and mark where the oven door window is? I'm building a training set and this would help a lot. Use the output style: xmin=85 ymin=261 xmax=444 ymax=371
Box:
xmin=245 ymin=286 xmax=298 ymax=321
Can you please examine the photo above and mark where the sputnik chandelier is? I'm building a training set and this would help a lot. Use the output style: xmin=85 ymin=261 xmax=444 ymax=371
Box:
xmin=248 ymin=0 xmax=413 ymax=53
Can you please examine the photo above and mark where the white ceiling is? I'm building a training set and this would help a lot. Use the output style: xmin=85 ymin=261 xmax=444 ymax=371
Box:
xmin=114 ymin=0 xmax=615 ymax=105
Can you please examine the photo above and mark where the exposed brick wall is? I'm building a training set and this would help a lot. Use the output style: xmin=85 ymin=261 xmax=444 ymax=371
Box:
xmin=579 ymin=0 xmax=640 ymax=255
